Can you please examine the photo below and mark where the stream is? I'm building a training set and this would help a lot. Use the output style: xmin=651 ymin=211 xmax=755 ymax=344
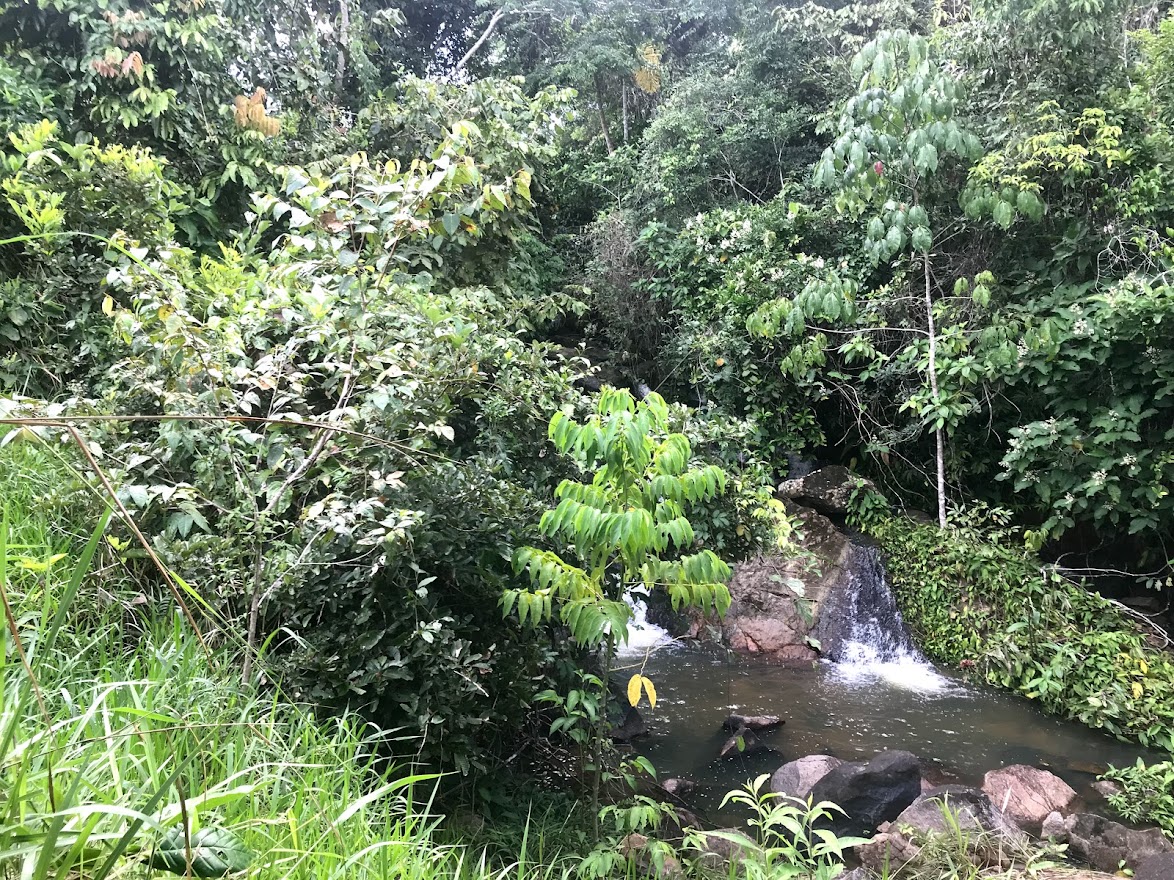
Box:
xmin=618 ymin=593 xmax=1166 ymax=822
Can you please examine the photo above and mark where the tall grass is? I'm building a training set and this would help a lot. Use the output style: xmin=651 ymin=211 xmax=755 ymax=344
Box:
xmin=0 ymin=438 xmax=576 ymax=880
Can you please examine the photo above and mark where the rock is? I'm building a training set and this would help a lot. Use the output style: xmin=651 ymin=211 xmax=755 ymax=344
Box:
xmin=661 ymin=777 xmax=696 ymax=797
xmin=770 ymin=755 xmax=844 ymax=798
xmin=1090 ymin=779 xmax=1121 ymax=800
xmin=1041 ymin=811 xmax=1174 ymax=874
xmin=719 ymin=726 xmax=769 ymax=759
xmin=894 ymin=785 xmax=1027 ymax=844
xmin=858 ymin=828 xmax=921 ymax=873
xmin=777 ymin=465 xmax=877 ymax=516
xmin=723 ymin=713 xmax=784 ymax=732
xmin=982 ymin=765 xmax=1078 ymax=833
xmin=1135 ymin=853 xmax=1174 ymax=880
xmin=695 ymin=829 xmax=754 ymax=863
xmin=840 ymin=870 xmax=872 ymax=880
xmin=609 ymin=706 xmax=647 ymax=742
xmin=721 ymin=504 xmax=854 ymax=660
xmin=809 ymin=750 xmax=923 ymax=838
xmin=619 ymin=833 xmax=682 ymax=879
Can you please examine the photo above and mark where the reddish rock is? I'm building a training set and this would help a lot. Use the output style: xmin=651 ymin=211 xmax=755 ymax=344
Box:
xmin=982 ymin=765 xmax=1078 ymax=833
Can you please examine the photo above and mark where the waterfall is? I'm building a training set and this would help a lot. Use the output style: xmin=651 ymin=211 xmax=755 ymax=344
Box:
xmin=616 ymin=588 xmax=674 ymax=656
xmin=815 ymin=544 xmax=954 ymax=693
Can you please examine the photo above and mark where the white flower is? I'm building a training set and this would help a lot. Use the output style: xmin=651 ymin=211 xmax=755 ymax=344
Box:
xmin=1072 ymin=319 xmax=1091 ymax=336
xmin=1070 ymin=303 xmax=1084 ymax=316
xmin=812 ymin=257 xmax=826 ymax=269
xmin=1091 ymin=470 xmax=1107 ymax=486
xmin=1122 ymin=454 xmax=1137 ymax=467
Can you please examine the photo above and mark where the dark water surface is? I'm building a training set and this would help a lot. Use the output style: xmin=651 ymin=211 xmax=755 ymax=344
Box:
xmin=622 ymin=645 xmax=1166 ymax=821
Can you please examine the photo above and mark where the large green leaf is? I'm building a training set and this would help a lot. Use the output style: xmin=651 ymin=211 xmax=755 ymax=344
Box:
xmin=149 ymin=827 xmax=252 ymax=877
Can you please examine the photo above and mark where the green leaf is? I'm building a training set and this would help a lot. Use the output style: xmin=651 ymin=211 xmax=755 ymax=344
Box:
xmin=149 ymin=827 xmax=252 ymax=877
xmin=911 ymin=226 xmax=932 ymax=253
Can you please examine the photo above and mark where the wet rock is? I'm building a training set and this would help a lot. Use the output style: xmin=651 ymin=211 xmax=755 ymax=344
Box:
xmin=894 ymin=785 xmax=1027 ymax=844
xmin=719 ymin=726 xmax=769 ymax=759
xmin=609 ymin=706 xmax=647 ymax=742
xmin=661 ymin=777 xmax=696 ymax=797
xmin=723 ymin=713 xmax=784 ymax=732
xmin=777 ymin=465 xmax=877 ymax=516
xmin=722 ymin=504 xmax=854 ymax=660
xmin=1042 ymin=811 xmax=1174 ymax=874
xmin=983 ymin=765 xmax=1077 ymax=834
xmin=809 ymin=750 xmax=923 ymax=838
xmin=1135 ymin=853 xmax=1174 ymax=880
xmin=770 ymin=755 xmax=843 ymax=798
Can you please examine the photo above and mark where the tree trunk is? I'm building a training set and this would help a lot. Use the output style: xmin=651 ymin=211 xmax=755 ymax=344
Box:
xmin=456 ymin=7 xmax=505 ymax=71
xmin=622 ymin=83 xmax=629 ymax=143
xmin=595 ymin=72 xmax=614 ymax=154
xmin=924 ymin=255 xmax=947 ymax=528
xmin=333 ymin=0 xmax=350 ymax=104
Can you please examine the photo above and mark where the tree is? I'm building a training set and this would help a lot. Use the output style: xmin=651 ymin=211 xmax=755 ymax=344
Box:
xmin=505 ymin=387 xmax=731 ymax=835
xmin=815 ymin=29 xmax=983 ymax=527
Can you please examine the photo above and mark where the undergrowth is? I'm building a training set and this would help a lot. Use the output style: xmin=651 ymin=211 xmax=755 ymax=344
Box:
xmin=0 ymin=439 xmax=578 ymax=880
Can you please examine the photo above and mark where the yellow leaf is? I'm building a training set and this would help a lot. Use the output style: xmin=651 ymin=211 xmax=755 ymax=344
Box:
xmin=715 ymin=358 xmax=725 ymax=367
xmin=627 ymin=674 xmax=643 ymax=708
xmin=643 ymin=677 xmax=657 ymax=710
xmin=1132 ymin=681 xmax=1143 ymax=699
xmin=102 ymin=295 xmax=115 ymax=316
xmin=1139 ymin=658 xmax=1149 ymax=675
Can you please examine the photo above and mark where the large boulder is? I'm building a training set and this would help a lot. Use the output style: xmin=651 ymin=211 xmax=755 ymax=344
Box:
xmin=809 ymin=750 xmax=923 ymax=838
xmin=1042 ymin=811 xmax=1174 ymax=874
xmin=770 ymin=755 xmax=843 ymax=798
xmin=982 ymin=765 xmax=1078 ymax=834
xmin=895 ymin=785 xmax=1027 ymax=844
xmin=1135 ymin=853 xmax=1174 ymax=880
xmin=721 ymin=503 xmax=854 ymax=660
xmin=777 ymin=465 xmax=877 ymax=516
xmin=718 ymin=726 xmax=770 ymax=759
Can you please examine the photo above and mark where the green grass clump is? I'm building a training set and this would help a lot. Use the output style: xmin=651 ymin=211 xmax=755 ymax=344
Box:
xmin=0 ymin=440 xmax=576 ymax=880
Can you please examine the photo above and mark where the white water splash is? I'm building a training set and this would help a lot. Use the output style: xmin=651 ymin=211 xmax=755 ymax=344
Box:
xmin=616 ymin=589 xmax=674 ymax=657
xmin=830 ymin=640 xmax=955 ymax=693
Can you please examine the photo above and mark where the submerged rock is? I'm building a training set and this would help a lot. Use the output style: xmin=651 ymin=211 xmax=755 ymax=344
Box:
xmin=777 ymin=464 xmax=877 ymax=516
xmin=718 ymin=726 xmax=769 ymax=759
xmin=809 ymin=750 xmax=922 ymax=838
xmin=661 ymin=777 xmax=696 ymax=797
xmin=722 ymin=713 xmax=783 ymax=732
xmin=609 ymin=706 xmax=647 ymax=742
xmin=770 ymin=754 xmax=843 ymax=798
xmin=1042 ymin=811 xmax=1174 ymax=874
xmin=982 ymin=765 xmax=1078 ymax=834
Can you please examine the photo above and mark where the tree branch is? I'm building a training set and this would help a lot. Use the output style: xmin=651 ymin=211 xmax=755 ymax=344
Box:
xmin=456 ymin=7 xmax=506 ymax=71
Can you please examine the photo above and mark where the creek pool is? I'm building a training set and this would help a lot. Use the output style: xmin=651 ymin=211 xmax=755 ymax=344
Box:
xmin=620 ymin=644 xmax=1165 ymax=821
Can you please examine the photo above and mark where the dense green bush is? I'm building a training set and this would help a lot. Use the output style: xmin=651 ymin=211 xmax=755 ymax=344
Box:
xmin=1103 ymin=759 xmax=1174 ymax=837
xmin=873 ymin=513 xmax=1174 ymax=751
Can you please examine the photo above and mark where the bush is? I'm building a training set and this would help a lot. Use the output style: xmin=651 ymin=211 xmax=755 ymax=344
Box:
xmin=872 ymin=513 xmax=1174 ymax=751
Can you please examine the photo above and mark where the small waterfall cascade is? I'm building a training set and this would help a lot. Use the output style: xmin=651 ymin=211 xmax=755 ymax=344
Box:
xmin=617 ymin=588 xmax=674 ymax=656
xmin=816 ymin=544 xmax=954 ymax=693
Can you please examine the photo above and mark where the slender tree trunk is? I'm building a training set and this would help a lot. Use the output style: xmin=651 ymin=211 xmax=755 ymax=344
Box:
xmin=456 ymin=7 xmax=505 ymax=71
xmin=333 ymin=0 xmax=350 ymax=104
xmin=595 ymin=72 xmax=614 ymax=154
xmin=591 ymin=632 xmax=614 ymax=843
xmin=924 ymin=254 xmax=947 ymax=529
xmin=622 ymin=83 xmax=629 ymax=143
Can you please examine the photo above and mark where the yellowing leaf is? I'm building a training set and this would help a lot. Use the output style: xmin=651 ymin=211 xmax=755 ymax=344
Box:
xmin=102 ymin=295 xmax=116 ymax=316
xmin=1132 ymin=681 xmax=1143 ymax=699
xmin=627 ymin=674 xmax=642 ymax=707
xmin=643 ymin=677 xmax=657 ymax=709
xmin=1139 ymin=658 xmax=1149 ymax=675
xmin=715 ymin=358 xmax=725 ymax=367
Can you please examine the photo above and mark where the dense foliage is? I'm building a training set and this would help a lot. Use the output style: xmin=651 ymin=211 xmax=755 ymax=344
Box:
xmin=5 ymin=0 xmax=1174 ymax=872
